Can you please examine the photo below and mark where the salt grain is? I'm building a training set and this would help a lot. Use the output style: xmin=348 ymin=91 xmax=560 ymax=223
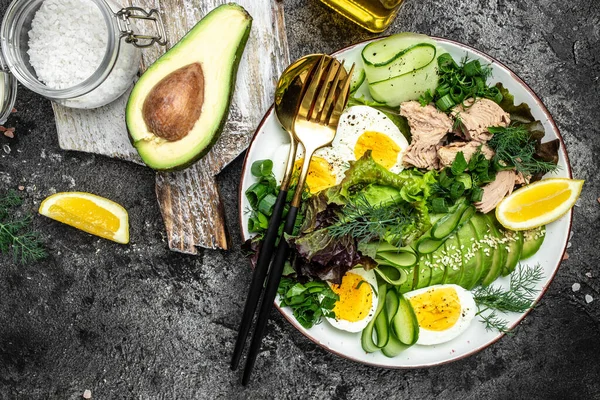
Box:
xmin=585 ymin=294 xmax=593 ymax=304
xmin=83 ymin=389 xmax=92 ymax=399
xmin=572 ymin=283 xmax=581 ymax=292
xmin=27 ymin=0 xmax=140 ymax=108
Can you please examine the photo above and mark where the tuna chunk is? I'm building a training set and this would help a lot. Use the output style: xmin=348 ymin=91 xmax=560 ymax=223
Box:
xmin=452 ymin=98 xmax=510 ymax=142
xmin=474 ymin=170 xmax=517 ymax=214
xmin=400 ymin=101 xmax=453 ymax=170
xmin=437 ymin=141 xmax=495 ymax=168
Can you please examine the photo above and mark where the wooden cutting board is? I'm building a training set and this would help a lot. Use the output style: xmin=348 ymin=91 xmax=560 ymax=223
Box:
xmin=53 ymin=0 xmax=289 ymax=253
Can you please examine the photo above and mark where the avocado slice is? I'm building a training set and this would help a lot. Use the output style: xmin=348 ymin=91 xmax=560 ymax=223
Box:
xmin=126 ymin=4 xmax=252 ymax=170
xmin=469 ymin=214 xmax=494 ymax=286
xmin=501 ymin=229 xmax=523 ymax=276
xmin=441 ymin=234 xmax=463 ymax=285
xmin=428 ymin=253 xmax=446 ymax=286
xmin=456 ymin=221 xmax=483 ymax=289
xmin=481 ymin=214 xmax=508 ymax=287
xmin=520 ymin=226 xmax=546 ymax=260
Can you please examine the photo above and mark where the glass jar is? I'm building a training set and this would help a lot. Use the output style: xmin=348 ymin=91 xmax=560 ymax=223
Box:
xmin=0 ymin=0 xmax=166 ymax=122
xmin=318 ymin=0 xmax=405 ymax=33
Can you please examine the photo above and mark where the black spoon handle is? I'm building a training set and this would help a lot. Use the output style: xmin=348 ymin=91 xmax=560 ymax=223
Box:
xmin=241 ymin=204 xmax=299 ymax=386
xmin=230 ymin=189 xmax=288 ymax=371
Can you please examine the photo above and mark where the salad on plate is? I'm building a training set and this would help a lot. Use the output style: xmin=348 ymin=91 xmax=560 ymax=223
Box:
xmin=240 ymin=33 xmax=581 ymax=365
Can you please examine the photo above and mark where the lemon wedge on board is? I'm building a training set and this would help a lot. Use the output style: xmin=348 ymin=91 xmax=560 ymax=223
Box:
xmin=495 ymin=178 xmax=584 ymax=231
xmin=39 ymin=192 xmax=129 ymax=244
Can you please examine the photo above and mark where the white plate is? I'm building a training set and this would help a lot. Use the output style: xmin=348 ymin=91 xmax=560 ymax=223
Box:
xmin=238 ymin=37 xmax=572 ymax=368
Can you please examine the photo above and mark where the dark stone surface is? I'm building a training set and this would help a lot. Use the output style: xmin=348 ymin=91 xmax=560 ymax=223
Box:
xmin=1 ymin=0 xmax=599 ymax=399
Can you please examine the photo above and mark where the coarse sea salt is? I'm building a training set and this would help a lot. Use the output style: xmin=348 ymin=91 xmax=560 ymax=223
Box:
xmin=27 ymin=0 xmax=140 ymax=108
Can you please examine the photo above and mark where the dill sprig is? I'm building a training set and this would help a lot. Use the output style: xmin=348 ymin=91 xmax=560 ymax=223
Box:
xmin=473 ymin=263 xmax=544 ymax=333
xmin=488 ymin=125 xmax=559 ymax=177
xmin=328 ymin=194 xmax=414 ymax=246
xmin=0 ymin=190 xmax=47 ymax=264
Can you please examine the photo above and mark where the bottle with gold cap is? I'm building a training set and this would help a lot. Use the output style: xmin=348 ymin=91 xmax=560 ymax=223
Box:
xmin=318 ymin=0 xmax=405 ymax=33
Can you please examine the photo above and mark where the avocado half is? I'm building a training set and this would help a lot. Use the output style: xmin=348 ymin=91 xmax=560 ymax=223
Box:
xmin=126 ymin=4 xmax=252 ymax=170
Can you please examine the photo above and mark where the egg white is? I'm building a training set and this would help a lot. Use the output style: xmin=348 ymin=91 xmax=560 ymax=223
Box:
xmin=325 ymin=267 xmax=379 ymax=333
xmin=404 ymin=284 xmax=476 ymax=346
xmin=333 ymin=105 xmax=409 ymax=174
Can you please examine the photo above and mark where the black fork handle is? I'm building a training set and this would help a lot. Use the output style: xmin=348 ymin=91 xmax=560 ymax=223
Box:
xmin=230 ymin=189 xmax=288 ymax=371
xmin=241 ymin=204 xmax=299 ymax=386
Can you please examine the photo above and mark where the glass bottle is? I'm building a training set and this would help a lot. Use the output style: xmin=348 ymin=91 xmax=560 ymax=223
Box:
xmin=318 ymin=0 xmax=405 ymax=33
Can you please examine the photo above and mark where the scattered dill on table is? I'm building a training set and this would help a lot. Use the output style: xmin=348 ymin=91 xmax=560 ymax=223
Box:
xmin=0 ymin=190 xmax=47 ymax=264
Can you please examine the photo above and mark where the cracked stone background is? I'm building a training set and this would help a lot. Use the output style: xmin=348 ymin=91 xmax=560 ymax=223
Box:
xmin=1 ymin=0 xmax=599 ymax=399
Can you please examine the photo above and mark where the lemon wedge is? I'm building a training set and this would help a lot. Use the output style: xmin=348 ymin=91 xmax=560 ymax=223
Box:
xmin=39 ymin=192 xmax=129 ymax=244
xmin=495 ymin=178 xmax=583 ymax=230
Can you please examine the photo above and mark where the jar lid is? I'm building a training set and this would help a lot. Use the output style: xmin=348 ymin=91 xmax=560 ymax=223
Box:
xmin=0 ymin=52 xmax=17 ymax=125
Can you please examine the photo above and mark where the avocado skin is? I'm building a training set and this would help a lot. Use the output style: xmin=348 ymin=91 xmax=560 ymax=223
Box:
xmin=126 ymin=4 xmax=253 ymax=171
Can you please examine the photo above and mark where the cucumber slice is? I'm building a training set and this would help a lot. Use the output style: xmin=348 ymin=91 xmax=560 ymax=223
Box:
xmin=368 ymin=59 xmax=440 ymax=107
xmin=363 ymin=43 xmax=437 ymax=83
xmin=374 ymin=263 xmax=409 ymax=286
xmin=361 ymin=32 xmax=436 ymax=67
xmin=377 ymin=249 xmax=418 ymax=267
xmin=481 ymin=214 xmax=507 ymax=287
xmin=381 ymin=289 xmax=410 ymax=357
xmin=392 ymin=292 xmax=419 ymax=346
xmin=469 ymin=215 xmax=494 ymax=286
xmin=361 ymin=284 xmax=388 ymax=353
xmin=381 ymin=333 xmax=410 ymax=357
xmin=415 ymin=234 xmax=445 ymax=254
xmin=349 ymin=67 xmax=365 ymax=93
xmin=520 ymin=226 xmax=546 ymax=260
xmin=441 ymin=235 xmax=462 ymax=285
xmin=456 ymin=221 xmax=483 ymax=289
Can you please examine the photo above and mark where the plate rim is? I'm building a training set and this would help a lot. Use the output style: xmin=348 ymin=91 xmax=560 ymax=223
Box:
xmin=237 ymin=35 xmax=573 ymax=368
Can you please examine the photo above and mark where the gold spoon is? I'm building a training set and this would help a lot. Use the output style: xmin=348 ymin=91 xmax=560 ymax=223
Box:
xmin=231 ymin=54 xmax=323 ymax=371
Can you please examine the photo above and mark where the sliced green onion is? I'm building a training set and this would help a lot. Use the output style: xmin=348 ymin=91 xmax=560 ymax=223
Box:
xmin=436 ymin=82 xmax=451 ymax=97
xmin=435 ymin=94 xmax=455 ymax=112
xmin=486 ymin=86 xmax=503 ymax=103
xmin=450 ymin=86 xmax=465 ymax=104
xmin=463 ymin=59 xmax=482 ymax=77
xmin=258 ymin=193 xmax=277 ymax=216
xmin=245 ymin=182 xmax=269 ymax=209
xmin=251 ymin=159 xmax=274 ymax=177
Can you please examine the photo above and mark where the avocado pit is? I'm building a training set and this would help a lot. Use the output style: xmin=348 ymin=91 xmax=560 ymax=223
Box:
xmin=142 ymin=62 xmax=205 ymax=141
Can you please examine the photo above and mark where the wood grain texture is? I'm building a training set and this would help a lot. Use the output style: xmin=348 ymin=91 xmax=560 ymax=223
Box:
xmin=53 ymin=0 xmax=290 ymax=253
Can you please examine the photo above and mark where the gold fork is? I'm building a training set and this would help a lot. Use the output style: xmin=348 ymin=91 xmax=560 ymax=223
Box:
xmin=241 ymin=55 xmax=354 ymax=386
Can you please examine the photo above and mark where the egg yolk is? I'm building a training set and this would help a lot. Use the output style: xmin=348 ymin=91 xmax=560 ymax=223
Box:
xmin=330 ymin=273 xmax=373 ymax=322
xmin=293 ymin=157 xmax=337 ymax=194
xmin=354 ymin=131 xmax=401 ymax=169
xmin=408 ymin=287 xmax=461 ymax=331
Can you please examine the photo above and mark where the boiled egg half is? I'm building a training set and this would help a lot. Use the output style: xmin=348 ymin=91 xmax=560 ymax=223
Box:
xmin=269 ymin=105 xmax=409 ymax=195
xmin=403 ymin=284 xmax=476 ymax=345
xmin=332 ymin=105 xmax=409 ymax=174
xmin=325 ymin=267 xmax=378 ymax=333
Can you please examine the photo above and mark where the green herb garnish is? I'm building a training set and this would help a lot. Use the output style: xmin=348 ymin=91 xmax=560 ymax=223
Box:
xmin=419 ymin=53 xmax=501 ymax=112
xmin=473 ymin=263 xmax=544 ymax=333
xmin=488 ymin=125 xmax=559 ymax=177
xmin=277 ymin=277 xmax=339 ymax=329
xmin=328 ymin=194 xmax=417 ymax=247
xmin=0 ymin=190 xmax=47 ymax=264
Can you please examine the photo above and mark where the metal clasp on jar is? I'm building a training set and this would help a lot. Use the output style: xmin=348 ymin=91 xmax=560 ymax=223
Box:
xmin=115 ymin=7 xmax=168 ymax=48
